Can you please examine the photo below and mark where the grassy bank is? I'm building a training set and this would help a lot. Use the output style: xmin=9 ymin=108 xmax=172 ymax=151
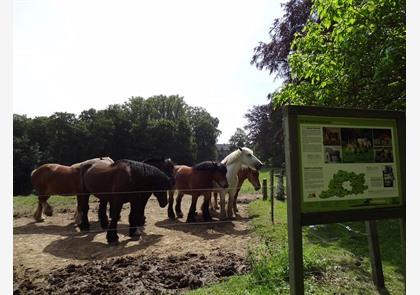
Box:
xmin=13 ymin=195 xmax=79 ymax=217
xmin=189 ymin=199 xmax=404 ymax=294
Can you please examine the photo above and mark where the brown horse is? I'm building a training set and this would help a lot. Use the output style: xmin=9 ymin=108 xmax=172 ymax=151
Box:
xmin=30 ymin=157 xmax=114 ymax=222
xmin=211 ymin=167 xmax=260 ymax=213
xmin=80 ymin=159 xmax=172 ymax=244
xmin=167 ymin=161 xmax=228 ymax=222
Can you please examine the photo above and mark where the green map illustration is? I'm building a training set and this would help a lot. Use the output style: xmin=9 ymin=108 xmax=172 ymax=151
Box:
xmin=319 ymin=170 xmax=368 ymax=199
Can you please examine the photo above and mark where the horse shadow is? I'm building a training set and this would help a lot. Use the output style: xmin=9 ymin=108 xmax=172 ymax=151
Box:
xmin=14 ymin=221 xmax=83 ymax=237
xmin=154 ymin=215 xmax=250 ymax=240
xmin=14 ymin=220 xmax=163 ymax=261
xmin=42 ymin=228 xmax=163 ymax=261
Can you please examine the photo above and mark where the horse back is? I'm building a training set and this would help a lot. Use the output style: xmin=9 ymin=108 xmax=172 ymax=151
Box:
xmin=31 ymin=164 xmax=80 ymax=195
xmin=82 ymin=162 xmax=132 ymax=196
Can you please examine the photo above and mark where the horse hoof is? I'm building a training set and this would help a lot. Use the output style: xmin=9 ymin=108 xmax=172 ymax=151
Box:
xmin=168 ymin=212 xmax=176 ymax=219
xmin=100 ymin=223 xmax=109 ymax=230
xmin=129 ymin=228 xmax=141 ymax=237
xmin=186 ymin=216 xmax=196 ymax=223
xmin=79 ymin=224 xmax=90 ymax=231
xmin=176 ymin=212 xmax=184 ymax=219
xmin=43 ymin=205 xmax=53 ymax=217
xmin=108 ymin=240 xmax=119 ymax=246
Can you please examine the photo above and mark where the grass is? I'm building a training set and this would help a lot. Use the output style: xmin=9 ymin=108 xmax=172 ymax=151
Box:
xmin=13 ymin=194 xmax=79 ymax=217
xmin=239 ymin=167 xmax=281 ymax=195
xmin=189 ymin=199 xmax=405 ymax=295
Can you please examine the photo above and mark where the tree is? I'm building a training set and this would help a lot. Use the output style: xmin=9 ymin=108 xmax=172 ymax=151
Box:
xmin=251 ymin=0 xmax=313 ymax=81
xmin=228 ymin=128 xmax=249 ymax=151
xmin=244 ymin=103 xmax=285 ymax=166
xmin=187 ymin=107 xmax=221 ymax=162
xmin=274 ymin=0 xmax=405 ymax=110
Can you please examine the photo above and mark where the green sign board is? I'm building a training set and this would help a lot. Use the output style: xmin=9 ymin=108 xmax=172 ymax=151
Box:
xmin=297 ymin=115 xmax=402 ymax=212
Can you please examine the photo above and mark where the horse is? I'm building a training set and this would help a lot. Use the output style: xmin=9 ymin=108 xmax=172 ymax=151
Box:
xmin=210 ymin=167 xmax=261 ymax=213
xmin=80 ymin=159 xmax=172 ymax=244
xmin=167 ymin=161 xmax=228 ymax=222
xmin=30 ymin=157 xmax=114 ymax=222
xmin=218 ymin=147 xmax=263 ymax=219
xmin=96 ymin=157 xmax=175 ymax=229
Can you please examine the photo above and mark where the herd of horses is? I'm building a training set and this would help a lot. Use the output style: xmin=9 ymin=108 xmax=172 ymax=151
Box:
xmin=30 ymin=147 xmax=263 ymax=244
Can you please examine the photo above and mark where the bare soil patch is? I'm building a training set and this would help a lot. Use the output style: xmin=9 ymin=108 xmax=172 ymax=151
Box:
xmin=14 ymin=194 xmax=258 ymax=294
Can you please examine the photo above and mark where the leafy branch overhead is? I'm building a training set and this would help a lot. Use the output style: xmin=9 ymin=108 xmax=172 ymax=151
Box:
xmin=253 ymin=0 xmax=405 ymax=111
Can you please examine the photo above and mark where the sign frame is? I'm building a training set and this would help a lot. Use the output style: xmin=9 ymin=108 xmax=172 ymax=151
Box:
xmin=283 ymin=105 xmax=405 ymax=295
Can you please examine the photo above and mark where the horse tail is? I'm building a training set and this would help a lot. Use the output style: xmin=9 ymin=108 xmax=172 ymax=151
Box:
xmin=79 ymin=162 xmax=94 ymax=193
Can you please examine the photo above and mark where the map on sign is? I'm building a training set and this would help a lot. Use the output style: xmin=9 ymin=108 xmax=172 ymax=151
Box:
xmin=298 ymin=116 xmax=401 ymax=212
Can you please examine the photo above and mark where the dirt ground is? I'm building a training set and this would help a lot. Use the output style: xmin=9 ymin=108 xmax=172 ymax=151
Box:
xmin=13 ymin=194 xmax=258 ymax=294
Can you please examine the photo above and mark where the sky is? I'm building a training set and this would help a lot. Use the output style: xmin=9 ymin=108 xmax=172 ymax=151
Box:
xmin=13 ymin=0 xmax=284 ymax=143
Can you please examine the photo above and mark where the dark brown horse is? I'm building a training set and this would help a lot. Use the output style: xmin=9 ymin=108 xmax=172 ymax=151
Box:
xmin=30 ymin=157 xmax=114 ymax=222
xmin=168 ymin=161 xmax=228 ymax=222
xmin=97 ymin=158 xmax=175 ymax=229
xmin=80 ymin=159 xmax=172 ymax=244
xmin=211 ymin=167 xmax=260 ymax=213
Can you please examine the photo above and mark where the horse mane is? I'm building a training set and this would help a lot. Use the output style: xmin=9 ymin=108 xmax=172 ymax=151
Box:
xmin=193 ymin=161 xmax=226 ymax=173
xmin=142 ymin=157 xmax=174 ymax=166
xmin=114 ymin=159 xmax=167 ymax=178
xmin=222 ymin=147 xmax=252 ymax=165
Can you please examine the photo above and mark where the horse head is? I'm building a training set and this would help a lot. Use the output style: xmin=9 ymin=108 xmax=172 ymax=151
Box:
xmin=246 ymin=168 xmax=261 ymax=191
xmin=238 ymin=147 xmax=264 ymax=171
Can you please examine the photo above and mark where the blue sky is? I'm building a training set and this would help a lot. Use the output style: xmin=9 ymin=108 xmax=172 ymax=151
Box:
xmin=13 ymin=0 xmax=284 ymax=143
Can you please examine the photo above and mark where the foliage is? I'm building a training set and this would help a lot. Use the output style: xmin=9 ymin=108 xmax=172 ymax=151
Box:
xmin=274 ymin=0 xmax=406 ymax=110
xmin=244 ymin=103 xmax=285 ymax=166
xmin=187 ymin=106 xmax=221 ymax=162
xmin=13 ymin=95 xmax=220 ymax=195
xmin=251 ymin=0 xmax=313 ymax=81
xmin=228 ymin=128 xmax=249 ymax=151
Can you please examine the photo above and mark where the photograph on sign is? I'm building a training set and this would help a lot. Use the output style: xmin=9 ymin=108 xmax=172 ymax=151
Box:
xmin=298 ymin=117 xmax=401 ymax=212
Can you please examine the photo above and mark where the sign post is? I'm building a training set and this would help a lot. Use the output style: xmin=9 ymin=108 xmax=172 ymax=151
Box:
xmin=283 ymin=105 xmax=405 ymax=295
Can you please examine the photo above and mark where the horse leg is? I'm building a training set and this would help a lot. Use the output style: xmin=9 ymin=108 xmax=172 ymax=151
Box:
xmin=202 ymin=192 xmax=213 ymax=221
xmin=233 ymin=189 xmax=240 ymax=213
xmin=129 ymin=199 xmax=141 ymax=237
xmin=41 ymin=196 xmax=53 ymax=217
xmin=137 ymin=193 xmax=150 ymax=226
xmin=107 ymin=200 xmax=123 ymax=245
xmin=98 ymin=198 xmax=109 ymax=229
xmin=33 ymin=196 xmax=49 ymax=222
xmin=227 ymin=192 xmax=235 ymax=219
xmin=219 ymin=192 xmax=227 ymax=220
xmin=213 ymin=192 xmax=219 ymax=210
xmin=186 ymin=194 xmax=198 ymax=223
xmin=76 ymin=194 xmax=90 ymax=231
xmin=175 ymin=192 xmax=184 ymax=218
xmin=167 ymin=190 xmax=176 ymax=219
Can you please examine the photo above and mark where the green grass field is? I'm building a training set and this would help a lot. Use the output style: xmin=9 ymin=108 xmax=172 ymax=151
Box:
xmin=189 ymin=199 xmax=404 ymax=295
xmin=13 ymin=195 xmax=79 ymax=217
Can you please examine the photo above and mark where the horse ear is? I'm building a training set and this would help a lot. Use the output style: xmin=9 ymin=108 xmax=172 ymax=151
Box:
xmin=238 ymin=147 xmax=242 ymax=151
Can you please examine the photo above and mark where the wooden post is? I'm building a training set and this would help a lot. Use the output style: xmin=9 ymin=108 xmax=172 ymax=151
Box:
xmin=284 ymin=108 xmax=304 ymax=295
xmin=262 ymin=179 xmax=267 ymax=200
xmin=270 ymin=170 xmax=274 ymax=201
xmin=366 ymin=220 xmax=385 ymax=289
xmin=271 ymin=185 xmax=274 ymax=225
xmin=276 ymin=168 xmax=285 ymax=201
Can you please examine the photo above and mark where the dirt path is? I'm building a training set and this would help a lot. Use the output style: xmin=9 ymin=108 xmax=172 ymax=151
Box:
xmin=14 ymin=194 xmax=258 ymax=292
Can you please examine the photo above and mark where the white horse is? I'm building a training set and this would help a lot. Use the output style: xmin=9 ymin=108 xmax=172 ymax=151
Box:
xmin=218 ymin=147 xmax=263 ymax=219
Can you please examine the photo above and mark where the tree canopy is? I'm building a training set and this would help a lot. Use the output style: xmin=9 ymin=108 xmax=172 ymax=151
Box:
xmin=13 ymin=95 xmax=220 ymax=195
xmin=274 ymin=0 xmax=406 ymax=110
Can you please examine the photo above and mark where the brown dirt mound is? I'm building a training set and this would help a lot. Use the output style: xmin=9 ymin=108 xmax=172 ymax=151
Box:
xmin=14 ymin=251 xmax=249 ymax=294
